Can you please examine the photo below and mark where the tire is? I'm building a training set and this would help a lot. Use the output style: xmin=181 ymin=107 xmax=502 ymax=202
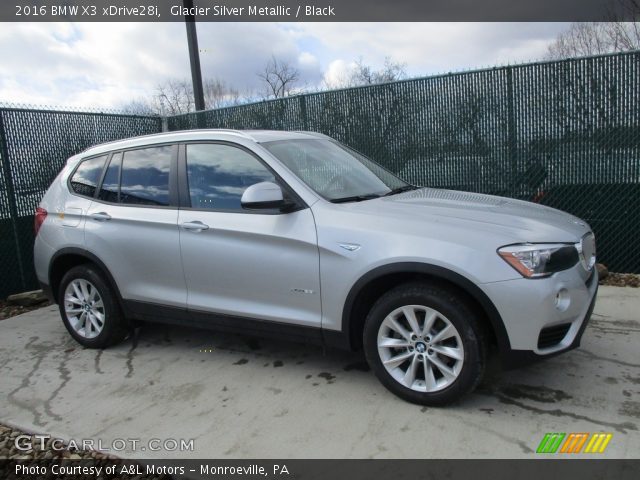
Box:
xmin=58 ymin=264 xmax=128 ymax=348
xmin=363 ymin=282 xmax=485 ymax=406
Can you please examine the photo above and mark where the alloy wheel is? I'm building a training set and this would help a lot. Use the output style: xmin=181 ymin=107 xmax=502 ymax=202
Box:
xmin=377 ymin=304 xmax=464 ymax=392
xmin=63 ymin=279 xmax=106 ymax=339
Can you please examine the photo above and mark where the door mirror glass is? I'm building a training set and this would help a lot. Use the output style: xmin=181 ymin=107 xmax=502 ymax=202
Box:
xmin=241 ymin=182 xmax=285 ymax=209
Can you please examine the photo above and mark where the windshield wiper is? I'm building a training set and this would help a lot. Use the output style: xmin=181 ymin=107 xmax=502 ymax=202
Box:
xmin=330 ymin=185 xmax=418 ymax=203
xmin=330 ymin=193 xmax=382 ymax=204
xmin=383 ymin=185 xmax=419 ymax=196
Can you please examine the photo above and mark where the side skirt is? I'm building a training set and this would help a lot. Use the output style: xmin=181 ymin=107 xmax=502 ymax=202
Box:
xmin=123 ymin=299 xmax=335 ymax=348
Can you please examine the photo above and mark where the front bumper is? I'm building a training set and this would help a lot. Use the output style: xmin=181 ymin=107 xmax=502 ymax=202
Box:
xmin=481 ymin=266 xmax=598 ymax=369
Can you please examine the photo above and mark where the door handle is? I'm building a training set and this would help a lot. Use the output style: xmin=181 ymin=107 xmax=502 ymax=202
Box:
xmin=89 ymin=212 xmax=111 ymax=222
xmin=180 ymin=221 xmax=209 ymax=232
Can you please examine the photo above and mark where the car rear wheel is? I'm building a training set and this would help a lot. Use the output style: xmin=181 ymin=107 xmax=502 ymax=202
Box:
xmin=58 ymin=265 xmax=128 ymax=348
xmin=363 ymin=282 xmax=485 ymax=405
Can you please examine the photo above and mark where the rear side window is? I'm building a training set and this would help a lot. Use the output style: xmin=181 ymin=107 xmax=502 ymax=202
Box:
xmin=97 ymin=153 xmax=121 ymax=202
xmin=69 ymin=155 xmax=107 ymax=197
xmin=119 ymin=146 xmax=171 ymax=206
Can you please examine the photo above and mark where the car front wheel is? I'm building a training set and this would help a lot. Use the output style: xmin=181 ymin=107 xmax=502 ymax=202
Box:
xmin=363 ymin=282 xmax=486 ymax=405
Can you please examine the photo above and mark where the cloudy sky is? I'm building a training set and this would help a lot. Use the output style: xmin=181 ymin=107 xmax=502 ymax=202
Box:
xmin=0 ymin=22 xmax=569 ymax=109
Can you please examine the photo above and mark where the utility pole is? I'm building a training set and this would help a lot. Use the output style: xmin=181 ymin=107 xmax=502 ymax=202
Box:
xmin=183 ymin=0 xmax=205 ymax=111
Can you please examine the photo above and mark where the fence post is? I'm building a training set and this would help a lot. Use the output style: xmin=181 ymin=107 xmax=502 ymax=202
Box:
xmin=299 ymin=95 xmax=309 ymax=131
xmin=506 ymin=66 xmax=518 ymax=197
xmin=0 ymin=110 xmax=27 ymax=291
xmin=197 ymin=111 xmax=206 ymax=129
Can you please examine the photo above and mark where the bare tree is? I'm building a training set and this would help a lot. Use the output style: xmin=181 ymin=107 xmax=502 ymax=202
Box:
xmin=347 ymin=57 xmax=408 ymax=86
xmin=257 ymin=56 xmax=300 ymax=99
xmin=547 ymin=23 xmax=613 ymax=58
xmin=203 ymin=78 xmax=242 ymax=109
xmin=324 ymin=57 xmax=407 ymax=89
xmin=118 ymin=98 xmax=158 ymax=116
xmin=120 ymin=77 xmax=245 ymax=116
xmin=546 ymin=1 xmax=640 ymax=59
xmin=152 ymin=79 xmax=194 ymax=116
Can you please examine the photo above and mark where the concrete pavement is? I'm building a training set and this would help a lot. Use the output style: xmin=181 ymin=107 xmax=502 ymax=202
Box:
xmin=0 ymin=286 xmax=638 ymax=459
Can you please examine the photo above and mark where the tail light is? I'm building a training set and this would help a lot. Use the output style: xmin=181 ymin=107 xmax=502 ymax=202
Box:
xmin=34 ymin=207 xmax=47 ymax=236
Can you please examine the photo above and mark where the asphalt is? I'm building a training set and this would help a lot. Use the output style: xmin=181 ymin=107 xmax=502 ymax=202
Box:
xmin=0 ymin=286 xmax=638 ymax=459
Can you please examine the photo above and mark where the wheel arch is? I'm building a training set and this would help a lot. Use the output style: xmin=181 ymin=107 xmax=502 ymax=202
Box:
xmin=339 ymin=262 xmax=511 ymax=355
xmin=49 ymin=248 xmax=125 ymax=308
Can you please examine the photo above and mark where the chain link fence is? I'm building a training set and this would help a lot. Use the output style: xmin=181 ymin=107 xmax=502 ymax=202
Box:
xmin=0 ymin=107 xmax=162 ymax=298
xmin=169 ymin=51 xmax=640 ymax=275
xmin=1 ymin=51 xmax=639 ymax=298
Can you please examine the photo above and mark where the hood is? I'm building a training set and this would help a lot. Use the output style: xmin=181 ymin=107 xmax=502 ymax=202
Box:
xmin=350 ymin=188 xmax=591 ymax=243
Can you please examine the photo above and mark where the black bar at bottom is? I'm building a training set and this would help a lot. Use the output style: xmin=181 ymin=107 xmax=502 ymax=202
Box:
xmin=1 ymin=459 xmax=639 ymax=480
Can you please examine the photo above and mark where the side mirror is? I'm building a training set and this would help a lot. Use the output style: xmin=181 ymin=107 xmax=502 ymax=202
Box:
xmin=241 ymin=181 xmax=287 ymax=210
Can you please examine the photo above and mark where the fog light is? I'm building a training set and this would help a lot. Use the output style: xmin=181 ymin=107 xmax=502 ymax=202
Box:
xmin=554 ymin=288 xmax=570 ymax=311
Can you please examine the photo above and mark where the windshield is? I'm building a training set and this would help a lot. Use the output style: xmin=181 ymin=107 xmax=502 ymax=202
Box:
xmin=262 ymin=138 xmax=411 ymax=202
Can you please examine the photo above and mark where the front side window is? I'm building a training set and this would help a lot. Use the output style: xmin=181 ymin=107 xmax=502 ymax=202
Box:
xmin=119 ymin=146 xmax=171 ymax=206
xmin=186 ymin=144 xmax=276 ymax=211
xmin=69 ymin=155 xmax=107 ymax=197
xmin=262 ymin=139 xmax=410 ymax=202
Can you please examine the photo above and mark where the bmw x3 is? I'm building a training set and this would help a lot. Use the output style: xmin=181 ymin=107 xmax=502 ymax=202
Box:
xmin=34 ymin=130 xmax=598 ymax=405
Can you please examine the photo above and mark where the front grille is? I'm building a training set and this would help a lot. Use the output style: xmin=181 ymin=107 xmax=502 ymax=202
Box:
xmin=538 ymin=323 xmax=571 ymax=349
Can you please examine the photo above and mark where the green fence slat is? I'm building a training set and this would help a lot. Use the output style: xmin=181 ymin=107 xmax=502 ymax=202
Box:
xmin=0 ymin=109 xmax=162 ymax=298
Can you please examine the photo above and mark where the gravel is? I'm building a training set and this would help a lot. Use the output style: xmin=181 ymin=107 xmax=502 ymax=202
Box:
xmin=599 ymin=272 xmax=640 ymax=288
xmin=0 ymin=424 xmax=171 ymax=479
xmin=0 ymin=299 xmax=52 ymax=321
xmin=0 ymin=424 xmax=118 ymax=461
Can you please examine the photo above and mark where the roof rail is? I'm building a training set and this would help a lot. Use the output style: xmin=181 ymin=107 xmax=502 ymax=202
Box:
xmin=82 ymin=128 xmax=255 ymax=152
xmin=210 ymin=128 xmax=254 ymax=139
xmin=293 ymin=130 xmax=328 ymax=139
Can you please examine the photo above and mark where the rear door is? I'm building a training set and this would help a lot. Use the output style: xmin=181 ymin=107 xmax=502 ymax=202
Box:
xmin=178 ymin=142 xmax=321 ymax=328
xmin=85 ymin=145 xmax=186 ymax=310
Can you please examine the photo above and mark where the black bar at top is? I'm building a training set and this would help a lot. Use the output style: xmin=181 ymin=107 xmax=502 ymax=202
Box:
xmin=2 ymin=0 xmax=634 ymax=22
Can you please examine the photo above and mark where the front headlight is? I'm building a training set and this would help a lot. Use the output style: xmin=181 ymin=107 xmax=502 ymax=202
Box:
xmin=577 ymin=232 xmax=597 ymax=272
xmin=498 ymin=243 xmax=579 ymax=278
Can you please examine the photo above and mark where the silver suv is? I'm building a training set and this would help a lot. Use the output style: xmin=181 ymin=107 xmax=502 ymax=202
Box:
xmin=34 ymin=130 xmax=598 ymax=405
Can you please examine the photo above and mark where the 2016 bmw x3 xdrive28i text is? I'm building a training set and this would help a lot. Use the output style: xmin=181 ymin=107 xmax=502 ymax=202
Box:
xmin=34 ymin=130 xmax=598 ymax=405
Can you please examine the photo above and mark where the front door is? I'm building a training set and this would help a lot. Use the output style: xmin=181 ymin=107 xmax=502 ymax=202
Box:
xmin=178 ymin=142 xmax=321 ymax=328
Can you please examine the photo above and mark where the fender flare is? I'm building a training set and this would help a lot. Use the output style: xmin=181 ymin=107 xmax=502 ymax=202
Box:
xmin=340 ymin=262 xmax=511 ymax=354
xmin=48 ymin=247 xmax=126 ymax=308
